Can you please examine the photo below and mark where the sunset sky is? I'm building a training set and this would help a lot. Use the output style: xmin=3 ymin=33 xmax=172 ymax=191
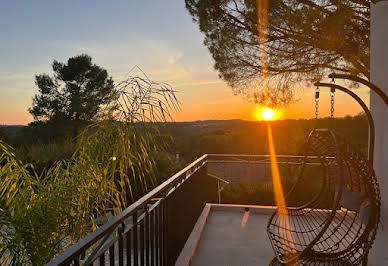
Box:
xmin=0 ymin=0 xmax=370 ymax=125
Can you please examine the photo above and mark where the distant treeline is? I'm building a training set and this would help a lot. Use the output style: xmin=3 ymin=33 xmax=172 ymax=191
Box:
xmin=1 ymin=115 xmax=366 ymax=198
xmin=167 ymin=114 xmax=369 ymax=163
xmin=0 ymin=114 xmax=368 ymax=169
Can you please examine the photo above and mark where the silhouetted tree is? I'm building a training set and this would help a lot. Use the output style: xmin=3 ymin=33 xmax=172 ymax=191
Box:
xmin=29 ymin=54 xmax=117 ymax=135
xmin=185 ymin=0 xmax=370 ymax=104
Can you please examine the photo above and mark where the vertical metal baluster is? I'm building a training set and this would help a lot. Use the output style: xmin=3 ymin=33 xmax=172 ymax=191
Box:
xmin=150 ymin=208 xmax=155 ymax=266
xmin=155 ymin=204 xmax=160 ymax=266
xmin=159 ymin=203 xmax=163 ymax=266
xmin=119 ymin=223 xmax=124 ymax=266
xmin=163 ymin=200 xmax=168 ymax=266
xmin=99 ymin=253 xmax=105 ymax=265
xmin=74 ymin=258 xmax=80 ymax=266
xmin=145 ymin=204 xmax=150 ymax=266
xmin=80 ymin=251 xmax=86 ymax=261
xmin=140 ymin=211 xmax=145 ymax=265
xmin=126 ymin=228 xmax=132 ymax=265
xmin=133 ymin=211 xmax=138 ymax=266
xmin=109 ymin=244 xmax=115 ymax=265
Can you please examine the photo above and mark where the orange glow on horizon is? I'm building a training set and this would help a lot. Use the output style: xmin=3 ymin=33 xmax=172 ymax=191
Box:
xmin=0 ymin=81 xmax=367 ymax=125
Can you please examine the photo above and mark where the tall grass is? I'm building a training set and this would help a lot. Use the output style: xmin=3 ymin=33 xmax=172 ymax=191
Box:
xmin=0 ymin=73 xmax=179 ymax=265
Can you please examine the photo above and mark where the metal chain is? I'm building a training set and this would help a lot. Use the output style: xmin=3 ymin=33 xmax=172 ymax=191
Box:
xmin=315 ymin=86 xmax=320 ymax=119
xmin=330 ymin=88 xmax=335 ymax=118
xmin=330 ymin=77 xmax=335 ymax=119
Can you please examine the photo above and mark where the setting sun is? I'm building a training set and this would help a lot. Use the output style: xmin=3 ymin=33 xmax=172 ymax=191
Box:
xmin=254 ymin=107 xmax=280 ymax=121
xmin=261 ymin=108 xmax=275 ymax=120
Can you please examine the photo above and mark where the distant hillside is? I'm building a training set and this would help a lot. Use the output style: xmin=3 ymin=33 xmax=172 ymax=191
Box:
xmin=166 ymin=119 xmax=247 ymax=134
xmin=0 ymin=115 xmax=368 ymax=153
xmin=164 ymin=115 xmax=369 ymax=162
xmin=167 ymin=116 xmax=368 ymax=133
xmin=0 ymin=125 xmax=25 ymax=137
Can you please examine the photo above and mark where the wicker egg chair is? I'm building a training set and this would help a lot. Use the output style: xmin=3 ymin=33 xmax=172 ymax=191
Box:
xmin=267 ymin=129 xmax=381 ymax=266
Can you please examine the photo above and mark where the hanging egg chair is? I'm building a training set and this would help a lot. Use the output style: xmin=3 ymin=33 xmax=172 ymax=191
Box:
xmin=267 ymin=128 xmax=380 ymax=265
xmin=267 ymin=82 xmax=382 ymax=265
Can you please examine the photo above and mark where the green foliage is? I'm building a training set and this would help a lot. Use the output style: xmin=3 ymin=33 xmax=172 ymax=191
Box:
xmin=13 ymin=121 xmax=75 ymax=145
xmin=172 ymin=114 xmax=369 ymax=163
xmin=14 ymin=138 xmax=76 ymax=173
xmin=185 ymin=0 xmax=370 ymax=103
xmin=0 ymin=142 xmax=63 ymax=264
xmin=29 ymin=54 xmax=117 ymax=136
xmin=73 ymin=120 xmax=158 ymax=209
xmin=0 ymin=96 xmax=368 ymax=265
xmin=0 ymin=140 xmax=117 ymax=265
xmin=0 ymin=72 xmax=179 ymax=265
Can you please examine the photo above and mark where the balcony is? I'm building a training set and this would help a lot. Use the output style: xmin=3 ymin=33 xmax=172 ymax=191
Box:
xmin=46 ymin=154 xmax=321 ymax=266
xmin=176 ymin=203 xmax=275 ymax=266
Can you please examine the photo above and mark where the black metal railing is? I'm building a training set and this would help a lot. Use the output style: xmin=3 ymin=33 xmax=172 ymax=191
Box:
xmin=47 ymin=154 xmax=208 ymax=266
xmin=46 ymin=154 xmax=320 ymax=266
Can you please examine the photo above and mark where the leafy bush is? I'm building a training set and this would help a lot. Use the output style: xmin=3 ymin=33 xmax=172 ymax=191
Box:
xmin=12 ymin=121 xmax=76 ymax=146
xmin=14 ymin=138 xmax=76 ymax=174
xmin=0 ymin=73 xmax=179 ymax=265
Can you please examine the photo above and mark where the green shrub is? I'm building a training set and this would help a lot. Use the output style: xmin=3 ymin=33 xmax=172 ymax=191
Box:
xmin=0 ymin=74 xmax=179 ymax=265
xmin=14 ymin=139 xmax=76 ymax=174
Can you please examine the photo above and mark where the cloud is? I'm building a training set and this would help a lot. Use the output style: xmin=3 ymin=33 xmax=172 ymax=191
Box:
xmin=168 ymin=51 xmax=183 ymax=65
xmin=174 ymin=79 xmax=223 ymax=87
xmin=38 ymin=34 xmax=225 ymax=93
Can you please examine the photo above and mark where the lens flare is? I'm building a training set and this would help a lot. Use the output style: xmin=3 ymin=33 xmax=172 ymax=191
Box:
xmin=267 ymin=124 xmax=299 ymax=262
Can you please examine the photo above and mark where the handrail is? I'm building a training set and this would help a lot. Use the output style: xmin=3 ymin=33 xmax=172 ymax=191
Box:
xmin=46 ymin=154 xmax=208 ymax=266
xmin=47 ymin=154 xmax=328 ymax=265
xmin=207 ymin=154 xmax=306 ymax=158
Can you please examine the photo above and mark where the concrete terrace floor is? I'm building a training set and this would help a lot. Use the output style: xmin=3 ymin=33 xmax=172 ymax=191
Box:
xmin=191 ymin=210 xmax=273 ymax=265
xmin=177 ymin=204 xmax=276 ymax=266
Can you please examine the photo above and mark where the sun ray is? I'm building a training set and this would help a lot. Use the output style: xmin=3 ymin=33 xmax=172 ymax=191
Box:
xmin=267 ymin=123 xmax=299 ymax=263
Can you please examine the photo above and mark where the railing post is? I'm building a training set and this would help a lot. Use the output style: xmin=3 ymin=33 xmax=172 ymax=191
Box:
xmin=126 ymin=225 xmax=131 ymax=265
xmin=140 ymin=210 xmax=145 ymax=265
xmin=109 ymin=243 xmax=115 ymax=265
xmin=99 ymin=254 xmax=105 ymax=265
xmin=133 ymin=211 xmax=138 ymax=266
xmin=150 ymin=207 xmax=155 ymax=266
xmin=145 ymin=204 xmax=150 ymax=266
xmin=163 ymin=197 xmax=169 ymax=266
xmin=118 ymin=222 xmax=124 ymax=266
xmin=158 ymin=203 xmax=163 ymax=266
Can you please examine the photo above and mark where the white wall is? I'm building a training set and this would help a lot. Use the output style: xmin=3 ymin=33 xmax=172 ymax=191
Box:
xmin=370 ymin=2 xmax=388 ymax=265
